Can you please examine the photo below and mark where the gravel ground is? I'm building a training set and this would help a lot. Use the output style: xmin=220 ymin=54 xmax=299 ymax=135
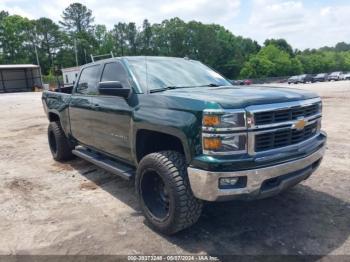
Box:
xmin=0 ymin=81 xmax=349 ymax=256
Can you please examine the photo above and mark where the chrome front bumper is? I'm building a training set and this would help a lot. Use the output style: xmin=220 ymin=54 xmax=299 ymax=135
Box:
xmin=187 ymin=145 xmax=325 ymax=201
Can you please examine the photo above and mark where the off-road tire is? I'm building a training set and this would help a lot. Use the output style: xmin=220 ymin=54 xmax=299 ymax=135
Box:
xmin=48 ymin=121 xmax=74 ymax=161
xmin=136 ymin=151 xmax=203 ymax=235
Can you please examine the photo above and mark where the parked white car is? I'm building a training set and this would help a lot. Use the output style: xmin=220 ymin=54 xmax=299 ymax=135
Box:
xmin=328 ymin=71 xmax=343 ymax=81
xmin=343 ymin=72 xmax=350 ymax=80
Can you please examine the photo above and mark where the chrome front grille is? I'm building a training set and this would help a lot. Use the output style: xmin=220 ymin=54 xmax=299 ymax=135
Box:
xmin=246 ymin=98 xmax=322 ymax=154
xmin=254 ymin=121 xmax=318 ymax=152
xmin=254 ymin=103 xmax=320 ymax=125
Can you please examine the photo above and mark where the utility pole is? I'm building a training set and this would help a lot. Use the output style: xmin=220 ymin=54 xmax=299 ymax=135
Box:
xmin=74 ymin=38 xmax=78 ymax=66
xmin=84 ymin=49 xmax=87 ymax=64
xmin=34 ymin=44 xmax=40 ymax=67
xmin=33 ymin=26 xmax=43 ymax=88
xmin=33 ymin=26 xmax=40 ymax=66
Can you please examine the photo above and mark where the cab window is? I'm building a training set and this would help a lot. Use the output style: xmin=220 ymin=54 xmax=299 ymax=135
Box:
xmin=76 ymin=65 xmax=100 ymax=95
xmin=101 ymin=62 xmax=131 ymax=89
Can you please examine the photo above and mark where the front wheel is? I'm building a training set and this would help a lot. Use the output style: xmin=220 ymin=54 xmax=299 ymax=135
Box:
xmin=136 ymin=151 xmax=203 ymax=235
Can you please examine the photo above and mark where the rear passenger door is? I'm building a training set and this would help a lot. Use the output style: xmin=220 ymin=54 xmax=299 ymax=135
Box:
xmin=69 ymin=65 xmax=101 ymax=146
xmin=90 ymin=61 xmax=133 ymax=163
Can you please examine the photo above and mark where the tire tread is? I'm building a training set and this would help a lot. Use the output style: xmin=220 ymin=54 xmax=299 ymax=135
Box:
xmin=136 ymin=150 xmax=202 ymax=234
xmin=48 ymin=121 xmax=74 ymax=161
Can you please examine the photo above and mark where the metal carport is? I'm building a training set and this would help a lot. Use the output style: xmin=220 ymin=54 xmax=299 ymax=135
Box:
xmin=0 ymin=64 xmax=42 ymax=93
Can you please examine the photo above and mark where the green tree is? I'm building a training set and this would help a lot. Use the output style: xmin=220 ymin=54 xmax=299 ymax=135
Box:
xmin=264 ymin=38 xmax=294 ymax=56
xmin=0 ymin=10 xmax=8 ymax=20
xmin=113 ymin=22 xmax=127 ymax=56
xmin=240 ymin=44 xmax=299 ymax=78
xmin=59 ymin=3 xmax=94 ymax=33
xmin=60 ymin=3 xmax=95 ymax=65
xmin=290 ymin=57 xmax=303 ymax=75
xmin=55 ymin=48 xmax=76 ymax=69
xmin=126 ymin=22 xmax=138 ymax=55
xmin=35 ymin=18 xmax=63 ymax=72
xmin=0 ymin=15 xmax=35 ymax=63
xmin=240 ymin=56 xmax=274 ymax=78
xmin=141 ymin=19 xmax=153 ymax=54
xmin=335 ymin=42 xmax=350 ymax=52
xmin=343 ymin=52 xmax=350 ymax=71
xmin=94 ymin=24 xmax=114 ymax=55
xmin=3 ymin=3 xmax=350 ymax=80
xmin=0 ymin=11 xmax=9 ymax=62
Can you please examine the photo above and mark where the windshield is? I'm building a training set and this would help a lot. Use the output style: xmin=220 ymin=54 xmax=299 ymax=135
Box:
xmin=126 ymin=56 xmax=231 ymax=92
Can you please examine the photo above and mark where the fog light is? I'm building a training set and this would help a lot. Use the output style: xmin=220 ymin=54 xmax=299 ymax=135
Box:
xmin=219 ymin=177 xmax=239 ymax=187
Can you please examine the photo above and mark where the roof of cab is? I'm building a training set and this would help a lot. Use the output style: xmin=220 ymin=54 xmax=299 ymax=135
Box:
xmin=81 ymin=56 xmax=191 ymax=68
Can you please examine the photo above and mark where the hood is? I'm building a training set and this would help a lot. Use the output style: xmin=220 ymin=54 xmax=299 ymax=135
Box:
xmin=159 ymin=85 xmax=319 ymax=109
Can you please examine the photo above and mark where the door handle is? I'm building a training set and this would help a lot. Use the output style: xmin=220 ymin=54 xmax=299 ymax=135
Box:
xmin=92 ymin=104 xmax=100 ymax=109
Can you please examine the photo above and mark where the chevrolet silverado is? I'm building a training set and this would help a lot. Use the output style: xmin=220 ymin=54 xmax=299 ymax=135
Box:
xmin=42 ymin=56 xmax=327 ymax=234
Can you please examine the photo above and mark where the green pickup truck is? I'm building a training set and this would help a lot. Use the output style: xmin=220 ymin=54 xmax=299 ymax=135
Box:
xmin=42 ymin=56 xmax=326 ymax=234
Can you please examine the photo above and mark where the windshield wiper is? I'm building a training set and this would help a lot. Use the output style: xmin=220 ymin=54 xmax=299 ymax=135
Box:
xmin=197 ymin=83 xmax=221 ymax=87
xmin=150 ymin=86 xmax=182 ymax=93
xmin=150 ymin=83 xmax=222 ymax=93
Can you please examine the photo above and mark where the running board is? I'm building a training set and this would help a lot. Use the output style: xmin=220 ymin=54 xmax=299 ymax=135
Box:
xmin=72 ymin=147 xmax=135 ymax=180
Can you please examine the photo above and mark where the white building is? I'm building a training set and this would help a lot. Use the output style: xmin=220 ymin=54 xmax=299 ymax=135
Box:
xmin=61 ymin=66 xmax=81 ymax=87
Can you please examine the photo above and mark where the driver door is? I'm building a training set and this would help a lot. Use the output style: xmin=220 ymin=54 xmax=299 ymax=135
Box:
xmin=69 ymin=64 xmax=101 ymax=147
xmin=89 ymin=61 xmax=134 ymax=163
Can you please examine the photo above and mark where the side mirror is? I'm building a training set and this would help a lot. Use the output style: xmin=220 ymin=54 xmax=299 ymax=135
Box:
xmin=77 ymin=82 xmax=88 ymax=91
xmin=98 ymin=81 xmax=131 ymax=98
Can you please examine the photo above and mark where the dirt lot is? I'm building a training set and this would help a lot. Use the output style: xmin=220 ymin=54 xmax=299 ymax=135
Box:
xmin=0 ymin=81 xmax=349 ymax=256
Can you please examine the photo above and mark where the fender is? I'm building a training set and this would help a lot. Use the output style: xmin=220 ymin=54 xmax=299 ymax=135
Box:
xmin=43 ymin=91 xmax=72 ymax=137
xmin=47 ymin=109 xmax=71 ymax=137
xmin=131 ymin=107 xmax=202 ymax=165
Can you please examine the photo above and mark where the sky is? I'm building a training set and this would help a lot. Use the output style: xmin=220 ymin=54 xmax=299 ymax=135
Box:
xmin=1 ymin=0 xmax=350 ymax=50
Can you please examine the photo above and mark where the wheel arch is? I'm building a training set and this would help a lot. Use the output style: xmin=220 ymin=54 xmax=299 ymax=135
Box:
xmin=47 ymin=109 xmax=71 ymax=139
xmin=134 ymin=127 xmax=192 ymax=165
xmin=48 ymin=111 xmax=60 ymax=122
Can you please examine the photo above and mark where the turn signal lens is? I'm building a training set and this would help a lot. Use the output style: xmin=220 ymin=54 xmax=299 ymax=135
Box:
xmin=203 ymin=137 xmax=222 ymax=150
xmin=203 ymin=115 xmax=221 ymax=126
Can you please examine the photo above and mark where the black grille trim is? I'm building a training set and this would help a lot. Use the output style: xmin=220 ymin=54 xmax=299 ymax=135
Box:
xmin=255 ymin=122 xmax=318 ymax=152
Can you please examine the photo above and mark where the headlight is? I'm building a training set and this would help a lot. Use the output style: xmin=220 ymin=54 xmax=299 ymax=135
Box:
xmin=202 ymin=109 xmax=247 ymax=155
xmin=202 ymin=133 xmax=247 ymax=155
xmin=202 ymin=109 xmax=246 ymax=131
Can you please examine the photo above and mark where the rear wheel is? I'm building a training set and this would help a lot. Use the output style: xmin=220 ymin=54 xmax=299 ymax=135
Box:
xmin=136 ymin=151 xmax=202 ymax=235
xmin=48 ymin=121 xmax=75 ymax=161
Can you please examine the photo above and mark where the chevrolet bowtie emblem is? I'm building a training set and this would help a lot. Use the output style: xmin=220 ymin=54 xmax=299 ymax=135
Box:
xmin=292 ymin=118 xmax=307 ymax=130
